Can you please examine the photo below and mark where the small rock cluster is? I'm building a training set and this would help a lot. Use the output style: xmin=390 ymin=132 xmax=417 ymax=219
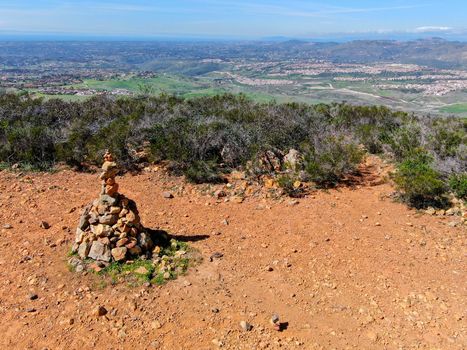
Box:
xmin=71 ymin=152 xmax=154 ymax=263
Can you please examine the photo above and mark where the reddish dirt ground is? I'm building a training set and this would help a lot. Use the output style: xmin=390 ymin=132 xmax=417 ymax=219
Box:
xmin=0 ymin=164 xmax=465 ymax=350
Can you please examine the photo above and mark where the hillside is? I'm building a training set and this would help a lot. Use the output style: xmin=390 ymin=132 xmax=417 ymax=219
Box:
xmin=0 ymin=161 xmax=465 ymax=349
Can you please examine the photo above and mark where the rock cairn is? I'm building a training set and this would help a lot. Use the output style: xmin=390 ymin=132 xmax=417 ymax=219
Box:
xmin=72 ymin=152 xmax=153 ymax=262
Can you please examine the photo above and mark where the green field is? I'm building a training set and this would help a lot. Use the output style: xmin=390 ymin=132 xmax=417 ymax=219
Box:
xmin=27 ymin=73 xmax=467 ymax=116
xmin=439 ymin=103 xmax=467 ymax=115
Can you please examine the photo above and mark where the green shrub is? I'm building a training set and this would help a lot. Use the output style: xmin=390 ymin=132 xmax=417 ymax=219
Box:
xmin=387 ymin=123 xmax=422 ymax=161
xmin=184 ymin=160 xmax=225 ymax=184
xmin=303 ymin=135 xmax=365 ymax=186
xmin=449 ymin=173 xmax=467 ymax=200
xmin=393 ymin=149 xmax=447 ymax=208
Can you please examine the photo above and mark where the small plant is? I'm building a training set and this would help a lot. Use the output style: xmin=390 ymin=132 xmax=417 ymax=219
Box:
xmin=449 ymin=173 xmax=467 ymax=200
xmin=392 ymin=149 xmax=447 ymax=208
xmin=276 ymin=173 xmax=305 ymax=197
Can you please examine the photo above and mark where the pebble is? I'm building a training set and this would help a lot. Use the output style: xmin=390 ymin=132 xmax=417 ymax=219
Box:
xmin=240 ymin=320 xmax=253 ymax=331
xmin=39 ymin=221 xmax=50 ymax=229
xmin=266 ymin=266 xmax=274 ymax=271
xmin=366 ymin=331 xmax=379 ymax=342
xmin=212 ymin=339 xmax=223 ymax=347
xmin=2 ymin=224 xmax=12 ymax=229
xmin=28 ymin=293 xmax=38 ymax=300
xmin=209 ymin=252 xmax=224 ymax=262
xmin=94 ymin=306 xmax=107 ymax=317
xmin=151 ymin=320 xmax=162 ymax=329
xmin=162 ymin=192 xmax=174 ymax=199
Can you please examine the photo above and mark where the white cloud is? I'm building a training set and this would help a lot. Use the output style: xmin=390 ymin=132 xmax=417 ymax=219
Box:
xmin=414 ymin=26 xmax=453 ymax=33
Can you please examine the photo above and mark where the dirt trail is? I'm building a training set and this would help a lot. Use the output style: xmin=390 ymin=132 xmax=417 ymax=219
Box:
xmin=0 ymin=167 xmax=465 ymax=350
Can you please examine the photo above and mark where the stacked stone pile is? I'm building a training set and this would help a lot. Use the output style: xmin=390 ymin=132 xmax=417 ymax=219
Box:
xmin=72 ymin=152 xmax=154 ymax=262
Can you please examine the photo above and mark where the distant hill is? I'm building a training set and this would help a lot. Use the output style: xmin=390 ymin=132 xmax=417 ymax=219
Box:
xmin=300 ymin=38 xmax=467 ymax=68
xmin=0 ymin=38 xmax=465 ymax=69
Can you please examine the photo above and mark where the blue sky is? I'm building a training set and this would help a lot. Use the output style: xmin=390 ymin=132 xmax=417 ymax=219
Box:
xmin=0 ymin=0 xmax=466 ymax=39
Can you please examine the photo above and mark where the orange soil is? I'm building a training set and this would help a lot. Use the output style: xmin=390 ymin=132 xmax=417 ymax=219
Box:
xmin=0 ymin=164 xmax=465 ymax=350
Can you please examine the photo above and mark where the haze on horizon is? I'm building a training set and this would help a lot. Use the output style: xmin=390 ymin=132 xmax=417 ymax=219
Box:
xmin=0 ymin=0 xmax=466 ymax=41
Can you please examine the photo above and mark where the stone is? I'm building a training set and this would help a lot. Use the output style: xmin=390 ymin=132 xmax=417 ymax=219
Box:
xmin=209 ymin=252 xmax=224 ymax=262
xmin=98 ymin=237 xmax=110 ymax=245
xmin=106 ymin=183 xmax=119 ymax=197
xmin=283 ymin=149 xmax=302 ymax=171
xmin=77 ymin=242 xmax=91 ymax=259
xmin=138 ymin=231 xmax=153 ymax=250
xmin=3 ymin=224 xmax=12 ymax=229
xmin=231 ymin=196 xmax=244 ymax=204
xmin=151 ymin=320 xmax=162 ymax=329
xmin=78 ymin=210 xmax=90 ymax=231
xmin=95 ymin=306 xmax=107 ymax=317
xmin=134 ymin=266 xmax=149 ymax=275
xmin=88 ymin=241 xmax=111 ymax=262
xmin=39 ymin=221 xmax=50 ymax=229
xmin=75 ymin=228 xmax=85 ymax=244
xmin=240 ymin=320 xmax=253 ymax=331
xmin=99 ymin=214 xmax=118 ymax=225
xmin=92 ymin=224 xmax=112 ymax=237
xmin=126 ymin=210 xmax=137 ymax=223
xmin=71 ymin=243 xmax=79 ymax=253
xmin=116 ymin=238 xmax=129 ymax=247
xmin=128 ymin=245 xmax=142 ymax=255
xmin=366 ymin=331 xmax=379 ymax=342
xmin=214 ymin=190 xmax=226 ymax=198
xmin=28 ymin=293 xmax=38 ymax=300
xmin=109 ymin=206 xmax=121 ymax=214
xmin=102 ymin=161 xmax=117 ymax=171
xmin=111 ymin=247 xmax=127 ymax=261
xmin=97 ymin=204 xmax=108 ymax=215
xmin=99 ymin=194 xmax=117 ymax=206
xmin=68 ymin=257 xmax=82 ymax=268
xmin=163 ymin=191 xmax=174 ymax=199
